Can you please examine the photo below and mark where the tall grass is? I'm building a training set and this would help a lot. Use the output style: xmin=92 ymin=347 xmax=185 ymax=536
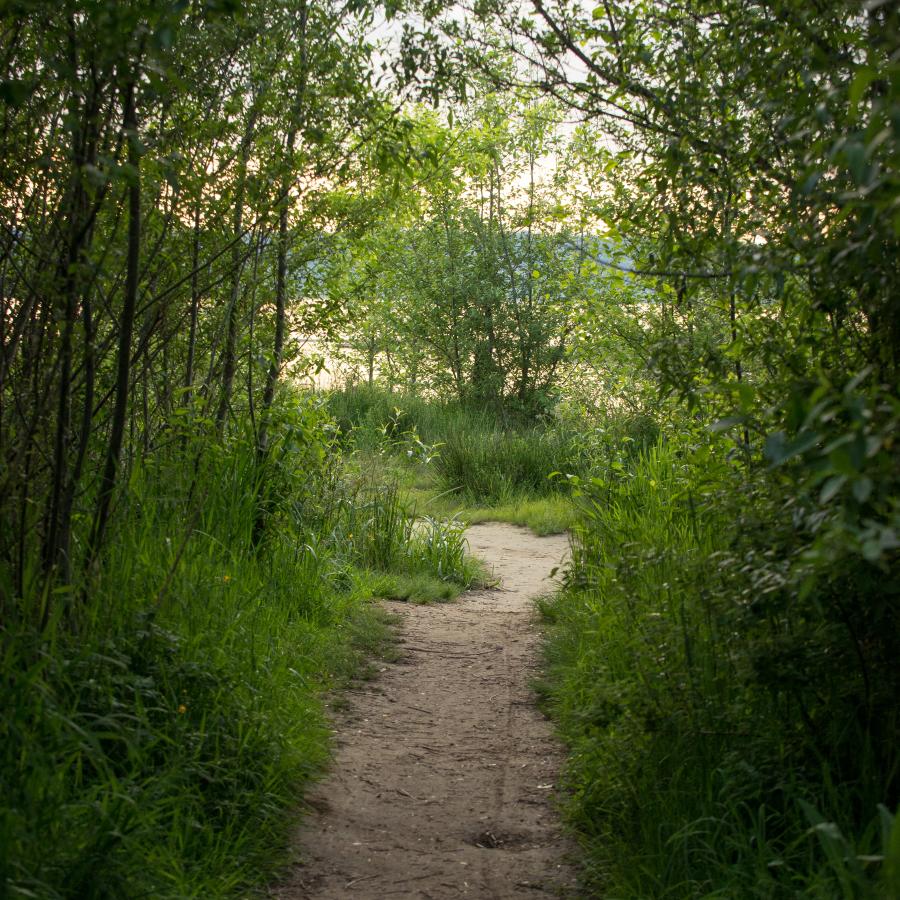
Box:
xmin=328 ymin=479 xmax=482 ymax=587
xmin=540 ymin=438 xmax=900 ymax=898
xmin=1 ymin=392 xmax=482 ymax=897
xmin=433 ymin=427 xmax=581 ymax=501
xmin=411 ymin=515 xmax=471 ymax=581
xmin=325 ymin=384 xmax=586 ymax=507
xmin=325 ymin=383 xmax=492 ymax=450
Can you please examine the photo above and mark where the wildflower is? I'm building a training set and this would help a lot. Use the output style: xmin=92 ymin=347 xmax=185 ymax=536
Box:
xmin=177 ymin=704 xmax=187 ymax=715
xmin=223 ymin=574 xmax=231 ymax=583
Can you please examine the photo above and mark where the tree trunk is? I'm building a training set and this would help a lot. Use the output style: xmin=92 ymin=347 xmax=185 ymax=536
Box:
xmin=258 ymin=129 xmax=297 ymax=454
xmin=183 ymin=199 xmax=201 ymax=406
xmin=41 ymin=43 xmax=100 ymax=581
xmin=88 ymin=79 xmax=141 ymax=565
xmin=215 ymin=107 xmax=258 ymax=435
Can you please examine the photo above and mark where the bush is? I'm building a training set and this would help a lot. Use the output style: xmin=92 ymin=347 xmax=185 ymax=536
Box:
xmin=541 ymin=435 xmax=900 ymax=898
xmin=432 ymin=427 xmax=578 ymax=501
xmin=0 ymin=397 xmax=390 ymax=898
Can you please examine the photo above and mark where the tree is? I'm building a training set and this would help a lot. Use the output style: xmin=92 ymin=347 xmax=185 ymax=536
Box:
xmin=0 ymin=0 xmax=414 ymax=604
xmin=324 ymin=92 xmax=582 ymax=415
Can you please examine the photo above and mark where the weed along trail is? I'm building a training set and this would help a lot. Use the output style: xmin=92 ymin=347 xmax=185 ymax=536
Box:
xmin=272 ymin=522 xmax=578 ymax=899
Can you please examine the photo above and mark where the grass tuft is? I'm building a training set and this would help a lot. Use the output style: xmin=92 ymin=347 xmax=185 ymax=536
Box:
xmin=461 ymin=495 xmax=576 ymax=535
xmin=539 ymin=436 xmax=900 ymax=899
xmin=367 ymin=571 xmax=461 ymax=604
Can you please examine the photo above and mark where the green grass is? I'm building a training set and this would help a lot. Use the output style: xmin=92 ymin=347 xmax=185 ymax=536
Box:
xmin=11 ymin=381 xmax=896 ymax=898
xmin=461 ymin=495 xmax=576 ymax=535
xmin=538 ymin=437 xmax=900 ymax=899
xmin=2 ymin=494 xmax=391 ymax=898
xmin=366 ymin=571 xmax=462 ymax=603
xmin=342 ymin=440 xmax=578 ymax=539
xmin=400 ymin=477 xmax=575 ymax=535
xmin=433 ymin=426 xmax=582 ymax=502
xmin=324 ymin=384 xmax=586 ymax=505
xmin=0 ymin=393 xmax=488 ymax=898
xmin=324 ymin=383 xmax=498 ymax=451
xmin=401 ymin=477 xmax=576 ymax=536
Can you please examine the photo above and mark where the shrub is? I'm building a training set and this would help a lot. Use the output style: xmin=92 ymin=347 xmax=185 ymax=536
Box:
xmin=542 ymin=435 xmax=900 ymax=898
xmin=433 ymin=427 xmax=582 ymax=502
xmin=0 ymin=396 xmax=391 ymax=898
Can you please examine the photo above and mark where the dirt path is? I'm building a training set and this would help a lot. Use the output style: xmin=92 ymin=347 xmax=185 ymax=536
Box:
xmin=271 ymin=522 xmax=578 ymax=899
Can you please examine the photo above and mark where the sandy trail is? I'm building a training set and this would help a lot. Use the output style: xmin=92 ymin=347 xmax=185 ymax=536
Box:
xmin=271 ymin=522 xmax=578 ymax=899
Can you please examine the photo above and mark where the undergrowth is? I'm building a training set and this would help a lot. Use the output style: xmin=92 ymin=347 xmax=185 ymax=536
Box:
xmin=325 ymin=384 xmax=585 ymax=532
xmin=367 ymin=571 xmax=460 ymax=603
xmin=0 ymin=392 xmax=478 ymax=898
xmin=461 ymin=495 xmax=576 ymax=535
xmin=539 ymin=434 xmax=900 ymax=898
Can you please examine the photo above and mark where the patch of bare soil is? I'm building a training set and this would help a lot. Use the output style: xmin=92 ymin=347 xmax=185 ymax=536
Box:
xmin=270 ymin=522 xmax=578 ymax=899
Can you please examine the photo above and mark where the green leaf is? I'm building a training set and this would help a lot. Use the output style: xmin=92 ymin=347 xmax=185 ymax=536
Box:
xmin=843 ymin=140 xmax=868 ymax=185
xmin=709 ymin=416 xmax=744 ymax=433
xmin=852 ymin=477 xmax=873 ymax=503
xmin=155 ymin=25 xmax=174 ymax=51
xmin=737 ymin=382 xmax=755 ymax=411
xmin=799 ymin=171 xmax=821 ymax=195
xmin=764 ymin=429 xmax=819 ymax=465
xmin=0 ymin=78 xmax=34 ymax=107
xmin=819 ymin=475 xmax=846 ymax=504
xmin=882 ymin=804 xmax=900 ymax=896
xmin=848 ymin=67 xmax=876 ymax=117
